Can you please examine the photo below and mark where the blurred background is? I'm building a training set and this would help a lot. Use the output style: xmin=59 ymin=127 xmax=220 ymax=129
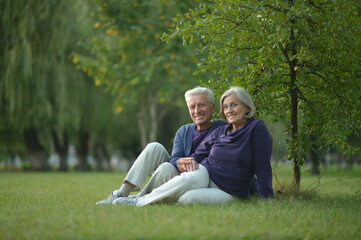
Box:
xmin=1 ymin=0 xmax=360 ymax=174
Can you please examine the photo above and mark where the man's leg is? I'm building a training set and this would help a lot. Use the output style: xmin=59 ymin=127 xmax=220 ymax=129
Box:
xmin=136 ymin=165 xmax=210 ymax=206
xmin=96 ymin=142 xmax=169 ymax=205
xmin=116 ymin=142 xmax=170 ymax=196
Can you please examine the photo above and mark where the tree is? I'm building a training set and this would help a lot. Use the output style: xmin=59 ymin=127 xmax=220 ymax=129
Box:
xmin=73 ymin=0 xmax=208 ymax=149
xmin=0 ymin=0 xmax=127 ymax=170
xmin=165 ymin=0 xmax=361 ymax=189
xmin=1 ymin=0 xmax=67 ymax=169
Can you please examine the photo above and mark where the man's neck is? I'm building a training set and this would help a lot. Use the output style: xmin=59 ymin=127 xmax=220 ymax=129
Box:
xmin=197 ymin=120 xmax=214 ymax=131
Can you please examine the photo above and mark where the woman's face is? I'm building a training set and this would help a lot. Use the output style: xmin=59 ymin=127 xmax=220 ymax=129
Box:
xmin=223 ymin=94 xmax=250 ymax=129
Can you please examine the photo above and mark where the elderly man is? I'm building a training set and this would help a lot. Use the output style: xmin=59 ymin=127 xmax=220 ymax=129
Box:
xmin=96 ymin=87 xmax=226 ymax=205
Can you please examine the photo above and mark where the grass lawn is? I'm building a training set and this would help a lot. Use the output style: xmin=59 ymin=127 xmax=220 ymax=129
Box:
xmin=0 ymin=165 xmax=360 ymax=240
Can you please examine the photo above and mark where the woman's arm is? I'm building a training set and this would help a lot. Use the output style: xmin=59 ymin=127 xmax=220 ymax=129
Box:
xmin=252 ymin=122 xmax=274 ymax=198
xmin=191 ymin=127 xmax=221 ymax=163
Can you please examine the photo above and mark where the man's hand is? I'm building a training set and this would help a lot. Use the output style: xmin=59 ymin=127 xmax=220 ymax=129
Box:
xmin=177 ymin=157 xmax=199 ymax=173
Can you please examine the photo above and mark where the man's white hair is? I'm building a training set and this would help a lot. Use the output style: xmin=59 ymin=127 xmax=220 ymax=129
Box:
xmin=184 ymin=87 xmax=215 ymax=104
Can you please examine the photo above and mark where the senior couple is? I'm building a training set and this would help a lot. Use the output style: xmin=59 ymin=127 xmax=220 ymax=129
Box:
xmin=96 ymin=86 xmax=274 ymax=206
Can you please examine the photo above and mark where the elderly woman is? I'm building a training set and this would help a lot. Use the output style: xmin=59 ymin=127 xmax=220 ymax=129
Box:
xmin=114 ymin=86 xmax=273 ymax=206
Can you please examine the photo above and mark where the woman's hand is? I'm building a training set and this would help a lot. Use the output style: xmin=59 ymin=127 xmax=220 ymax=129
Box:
xmin=177 ymin=157 xmax=199 ymax=172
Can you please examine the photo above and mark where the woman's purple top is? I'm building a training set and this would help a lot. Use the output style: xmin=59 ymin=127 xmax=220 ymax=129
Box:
xmin=192 ymin=118 xmax=274 ymax=198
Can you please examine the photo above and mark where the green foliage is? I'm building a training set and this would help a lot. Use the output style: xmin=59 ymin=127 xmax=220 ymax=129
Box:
xmin=73 ymin=0 xmax=211 ymax=146
xmin=0 ymin=168 xmax=360 ymax=239
xmin=0 ymin=127 xmax=25 ymax=161
xmin=165 ymin=0 xmax=361 ymax=166
xmin=0 ymin=0 xmax=140 ymax=163
xmin=0 ymin=0 xmax=91 ymax=131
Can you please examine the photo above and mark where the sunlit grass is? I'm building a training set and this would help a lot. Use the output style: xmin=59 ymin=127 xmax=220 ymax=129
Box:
xmin=0 ymin=165 xmax=360 ymax=239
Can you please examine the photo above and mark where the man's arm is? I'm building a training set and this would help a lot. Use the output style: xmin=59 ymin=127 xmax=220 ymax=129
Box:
xmin=169 ymin=122 xmax=225 ymax=172
xmin=169 ymin=126 xmax=188 ymax=171
xmin=169 ymin=124 xmax=200 ymax=173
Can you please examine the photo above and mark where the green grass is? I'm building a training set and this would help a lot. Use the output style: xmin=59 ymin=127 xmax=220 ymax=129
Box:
xmin=1 ymin=165 xmax=360 ymax=240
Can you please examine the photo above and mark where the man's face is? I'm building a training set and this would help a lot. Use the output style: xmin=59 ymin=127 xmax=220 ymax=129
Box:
xmin=186 ymin=93 xmax=215 ymax=130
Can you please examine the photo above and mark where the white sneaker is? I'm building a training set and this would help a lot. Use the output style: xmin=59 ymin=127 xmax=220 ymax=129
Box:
xmin=112 ymin=189 xmax=121 ymax=196
xmin=112 ymin=197 xmax=138 ymax=206
xmin=95 ymin=194 xmax=118 ymax=205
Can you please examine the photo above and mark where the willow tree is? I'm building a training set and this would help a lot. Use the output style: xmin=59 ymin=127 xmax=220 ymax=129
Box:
xmin=74 ymin=0 xmax=207 ymax=149
xmin=1 ymin=1 xmax=62 ymax=169
xmin=165 ymin=0 xmax=361 ymax=188
xmin=0 ymin=0 xmax=118 ymax=170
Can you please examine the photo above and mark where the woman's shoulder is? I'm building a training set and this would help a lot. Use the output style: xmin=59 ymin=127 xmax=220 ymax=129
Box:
xmin=248 ymin=118 xmax=265 ymax=126
xmin=246 ymin=118 xmax=269 ymax=131
xmin=248 ymin=118 xmax=271 ymax=139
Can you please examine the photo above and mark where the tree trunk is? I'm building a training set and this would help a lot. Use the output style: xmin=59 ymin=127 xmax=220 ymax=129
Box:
xmin=93 ymin=142 xmax=103 ymax=171
xmin=289 ymin=22 xmax=301 ymax=190
xmin=78 ymin=131 xmax=90 ymax=171
xmin=99 ymin=143 xmax=111 ymax=171
xmin=51 ymin=130 xmax=69 ymax=171
xmin=137 ymin=106 xmax=147 ymax=149
xmin=93 ymin=142 xmax=111 ymax=171
xmin=347 ymin=154 xmax=357 ymax=170
xmin=23 ymin=128 xmax=49 ymax=170
xmin=149 ymin=94 xmax=158 ymax=143
xmin=309 ymin=135 xmax=320 ymax=175
xmin=137 ymin=93 xmax=170 ymax=149
xmin=290 ymin=86 xmax=300 ymax=190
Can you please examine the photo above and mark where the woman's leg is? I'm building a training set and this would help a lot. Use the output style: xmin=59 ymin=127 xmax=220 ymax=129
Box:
xmin=137 ymin=162 xmax=180 ymax=197
xmin=177 ymin=180 xmax=234 ymax=205
xmin=136 ymin=165 xmax=209 ymax=206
